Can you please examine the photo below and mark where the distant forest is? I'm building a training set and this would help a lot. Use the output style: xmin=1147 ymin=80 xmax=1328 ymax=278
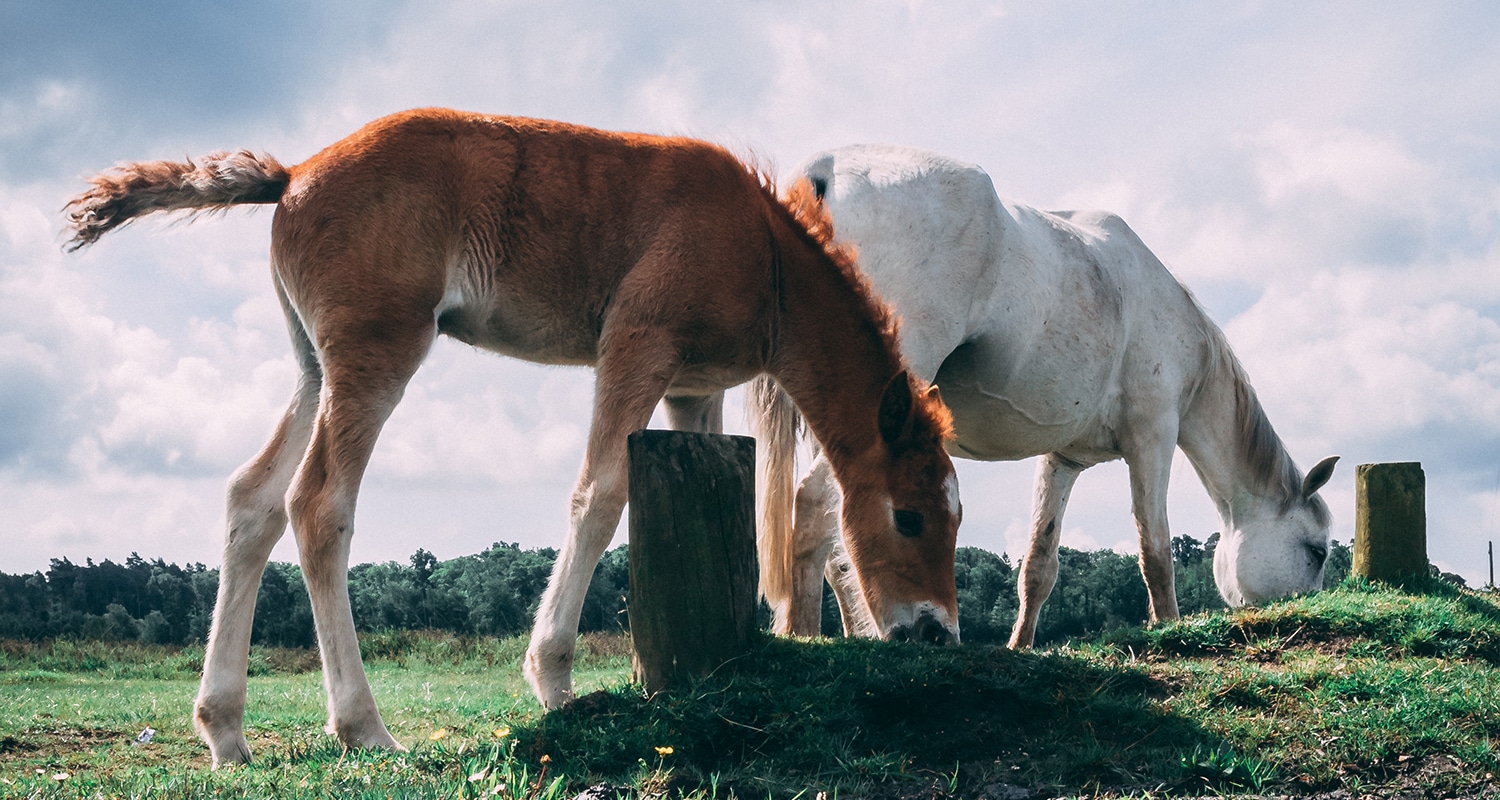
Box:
xmin=0 ymin=535 xmax=1353 ymax=648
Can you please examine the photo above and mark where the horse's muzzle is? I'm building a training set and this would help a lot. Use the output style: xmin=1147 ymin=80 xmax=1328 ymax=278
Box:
xmin=889 ymin=612 xmax=954 ymax=645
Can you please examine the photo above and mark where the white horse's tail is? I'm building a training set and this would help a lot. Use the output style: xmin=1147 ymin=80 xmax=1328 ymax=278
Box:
xmin=64 ymin=151 xmax=290 ymax=251
xmin=748 ymin=374 xmax=801 ymax=624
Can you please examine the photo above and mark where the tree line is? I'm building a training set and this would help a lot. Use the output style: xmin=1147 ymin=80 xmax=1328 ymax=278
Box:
xmin=0 ymin=535 xmax=1353 ymax=649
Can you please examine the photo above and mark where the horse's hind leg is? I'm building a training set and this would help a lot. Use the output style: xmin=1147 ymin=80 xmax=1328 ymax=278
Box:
xmin=1009 ymin=453 xmax=1084 ymax=649
xmin=287 ymin=313 xmax=434 ymax=750
xmin=195 ymin=283 xmax=320 ymax=766
xmin=664 ymin=393 xmax=723 ymax=433
xmin=525 ymin=336 xmax=680 ymax=708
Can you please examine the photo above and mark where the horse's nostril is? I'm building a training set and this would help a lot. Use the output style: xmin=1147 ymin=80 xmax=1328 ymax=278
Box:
xmin=917 ymin=614 xmax=951 ymax=646
xmin=890 ymin=613 xmax=952 ymax=646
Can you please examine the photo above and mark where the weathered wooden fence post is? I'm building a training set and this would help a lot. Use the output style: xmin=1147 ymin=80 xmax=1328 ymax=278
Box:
xmin=627 ymin=430 xmax=757 ymax=695
xmin=1354 ymin=462 xmax=1427 ymax=586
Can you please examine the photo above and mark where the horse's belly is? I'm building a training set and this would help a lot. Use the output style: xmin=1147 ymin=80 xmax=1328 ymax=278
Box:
xmin=669 ymin=362 xmax=761 ymax=394
xmin=933 ymin=338 xmax=1117 ymax=462
xmin=438 ymin=300 xmax=599 ymax=366
xmin=939 ymin=388 xmax=1095 ymax=461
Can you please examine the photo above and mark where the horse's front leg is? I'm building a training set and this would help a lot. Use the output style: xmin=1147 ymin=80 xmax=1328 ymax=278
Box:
xmin=785 ymin=454 xmax=841 ymax=636
xmin=1009 ymin=453 xmax=1084 ymax=648
xmin=1124 ymin=429 xmax=1181 ymax=623
xmin=525 ymin=344 xmax=678 ymax=708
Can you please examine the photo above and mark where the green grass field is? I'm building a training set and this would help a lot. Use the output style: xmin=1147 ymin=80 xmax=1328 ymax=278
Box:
xmin=2 ymin=582 xmax=1498 ymax=799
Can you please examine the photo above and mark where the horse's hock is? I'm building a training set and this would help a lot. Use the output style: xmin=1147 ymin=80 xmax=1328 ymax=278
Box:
xmin=627 ymin=430 xmax=758 ymax=694
xmin=1354 ymin=462 xmax=1428 ymax=586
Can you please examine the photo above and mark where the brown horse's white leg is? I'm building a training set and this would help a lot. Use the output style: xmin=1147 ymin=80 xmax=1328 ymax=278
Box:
xmin=526 ymin=340 xmax=679 ymax=708
xmin=196 ymin=375 xmax=320 ymax=764
xmin=1009 ymin=453 xmax=1084 ymax=649
xmin=196 ymin=287 xmax=320 ymax=767
xmin=824 ymin=542 xmax=870 ymax=637
xmin=1124 ymin=427 xmax=1180 ymax=623
xmin=785 ymin=455 xmax=840 ymax=635
xmin=286 ymin=318 xmax=433 ymax=750
xmin=664 ymin=393 xmax=723 ymax=434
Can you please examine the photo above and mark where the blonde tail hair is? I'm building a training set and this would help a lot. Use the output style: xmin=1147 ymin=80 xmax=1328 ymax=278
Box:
xmin=747 ymin=374 xmax=801 ymax=628
xmin=64 ymin=150 xmax=290 ymax=250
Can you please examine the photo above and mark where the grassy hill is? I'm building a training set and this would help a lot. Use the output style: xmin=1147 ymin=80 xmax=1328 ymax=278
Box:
xmin=2 ymin=580 xmax=1497 ymax=798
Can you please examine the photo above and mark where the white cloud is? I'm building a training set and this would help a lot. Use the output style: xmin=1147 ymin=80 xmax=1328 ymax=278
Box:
xmin=2 ymin=2 xmax=1499 ymax=592
xmin=1246 ymin=124 xmax=1432 ymax=209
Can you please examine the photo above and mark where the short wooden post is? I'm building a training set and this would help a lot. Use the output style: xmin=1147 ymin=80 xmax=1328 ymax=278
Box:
xmin=627 ymin=430 xmax=757 ymax=694
xmin=1354 ymin=462 xmax=1427 ymax=586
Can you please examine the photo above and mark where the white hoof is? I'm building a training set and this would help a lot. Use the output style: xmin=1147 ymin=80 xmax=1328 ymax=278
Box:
xmin=524 ymin=641 xmax=577 ymax=709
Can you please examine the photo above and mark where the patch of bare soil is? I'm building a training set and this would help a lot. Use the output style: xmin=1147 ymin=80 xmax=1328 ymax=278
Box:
xmin=9 ymin=723 xmax=129 ymax=758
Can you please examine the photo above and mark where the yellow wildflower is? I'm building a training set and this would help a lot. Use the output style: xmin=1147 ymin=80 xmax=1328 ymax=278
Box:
xmin=429 ymin=728 xmax=449 ymax=741
xmin=539 ymin=754 xmax=552 ymax=764
xmin=493 ymin=726 xmax=511 ymax=739
xmin=654 ymin=746 xmax=674 ymax=756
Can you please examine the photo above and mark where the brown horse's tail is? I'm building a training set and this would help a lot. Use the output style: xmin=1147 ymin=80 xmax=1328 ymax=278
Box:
xmin=748 ymin=373 xmax=802 ymax=627
xmin=63 ymin=151 xmax=290 ymax=251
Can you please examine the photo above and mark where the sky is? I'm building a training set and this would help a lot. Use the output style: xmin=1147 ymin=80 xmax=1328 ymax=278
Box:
xmin=2 ymin=2 xmax=1499 ymax=588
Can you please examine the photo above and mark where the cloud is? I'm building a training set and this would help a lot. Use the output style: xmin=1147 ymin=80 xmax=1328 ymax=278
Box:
xmin=0 ymin=1 xmax=408 ymax=180
xmin=2 ymin=3 xmax=1499 ymax=591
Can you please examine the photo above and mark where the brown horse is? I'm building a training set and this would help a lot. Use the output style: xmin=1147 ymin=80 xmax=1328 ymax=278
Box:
xmin=64 ymin=108 xmax=960 ymax=766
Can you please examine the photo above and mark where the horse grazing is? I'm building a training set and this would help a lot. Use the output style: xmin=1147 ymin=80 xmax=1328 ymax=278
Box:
xmin=747 ymin=144 xmax=1337 ymax=644
xmin=63 ymin=110 xmax=960 ymax=766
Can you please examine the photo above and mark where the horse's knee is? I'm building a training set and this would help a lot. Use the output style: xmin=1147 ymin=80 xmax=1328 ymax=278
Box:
xmin=287 ymin=484 xmax=353 ymax=583
xmin=569 ymin=475 xmax=626 ymax=532
xmin=223 ymin=466 xmax=289 ymax=543
xmin=1022 ymin=550 xmax=1059 ymax=581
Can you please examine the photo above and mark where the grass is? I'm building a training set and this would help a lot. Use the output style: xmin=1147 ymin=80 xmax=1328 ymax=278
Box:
xmin=2 ymin=584 xmax=1499 ymax=798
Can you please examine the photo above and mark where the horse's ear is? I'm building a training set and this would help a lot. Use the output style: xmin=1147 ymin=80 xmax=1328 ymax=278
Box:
xmin=1303 ymin=455 xmax=1339 ymax=498
xmin=878 ymin=371 xmax=915 ymax=448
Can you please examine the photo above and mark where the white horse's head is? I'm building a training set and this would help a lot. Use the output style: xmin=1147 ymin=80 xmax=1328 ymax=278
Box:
xmin=1214 ymin=455 xmax=1339 ymax=606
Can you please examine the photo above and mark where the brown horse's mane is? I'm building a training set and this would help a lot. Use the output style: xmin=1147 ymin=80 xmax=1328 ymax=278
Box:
xmin=762 ymin=170 xmax=953 ymax=445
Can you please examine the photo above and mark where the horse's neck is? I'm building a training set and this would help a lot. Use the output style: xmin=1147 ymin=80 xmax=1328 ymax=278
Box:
xmin=767 ymin=236 xmax=900 ymax=474
xmin=1179 ymin=353 xmax=1296 ymax=526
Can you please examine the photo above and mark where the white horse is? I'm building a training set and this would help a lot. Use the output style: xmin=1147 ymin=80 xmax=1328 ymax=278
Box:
xmin=751 ymin=144 xmax=1337 ymax=646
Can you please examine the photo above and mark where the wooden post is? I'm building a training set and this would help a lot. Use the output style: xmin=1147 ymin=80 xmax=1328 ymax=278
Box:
xmin=1354 ymin=462 xmax=1427 ymax=586
xmin=627 ymin=430 xmax=757 ymax=695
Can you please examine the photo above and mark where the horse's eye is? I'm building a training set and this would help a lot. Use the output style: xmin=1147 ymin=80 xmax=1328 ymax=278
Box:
xmin=1307 ymin=544 xmax=1328 ymax=567
xmin=894 ymin=509 xmax=924 ymax=538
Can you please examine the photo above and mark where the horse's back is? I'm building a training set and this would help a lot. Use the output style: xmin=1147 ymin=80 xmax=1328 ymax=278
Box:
xmin=799 ymin=144 xmax=1210 ymax=462
xmin=274 ymin=109 xmax=778 ymax=373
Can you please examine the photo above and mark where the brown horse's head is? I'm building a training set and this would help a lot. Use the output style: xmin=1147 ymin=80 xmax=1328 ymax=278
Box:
xmin=839 ymin=371 xmax=961 ymax=644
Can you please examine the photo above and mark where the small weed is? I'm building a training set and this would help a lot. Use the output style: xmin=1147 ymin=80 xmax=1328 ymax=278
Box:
xmin=1179 ymin=743 xmax=1275 ymax=790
